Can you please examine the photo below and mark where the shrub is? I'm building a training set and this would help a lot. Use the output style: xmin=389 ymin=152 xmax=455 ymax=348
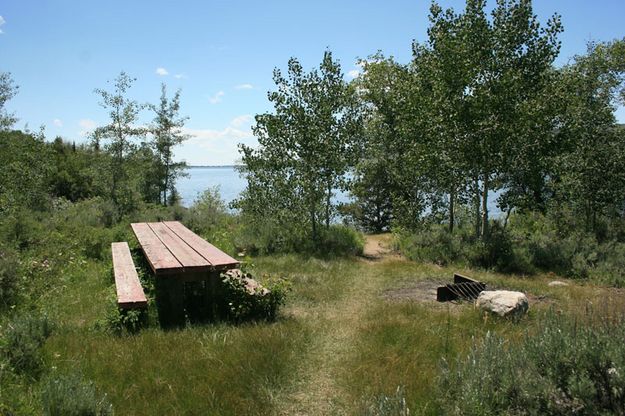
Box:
xmin=439 ymin=312 xmax=625 ymax=415
xmin=397 ymin=225 xmax=462 ymax=266
xmin=41 ymin=372 xmax=113 ymax=416
xmin=95 ymin=287 xmax=147 ymax=334
xmin=591 ymin=241 xmax=625 ymax=287
xmin=1 ymin=313 xmax=52 ymax=375
xmin=0 ymin=212 xmax=45 ymax=250
xmin=187 ymin=187 xmax=229 ymax=236
xmin=218 ymin=270 xmax=289 ymax=322
xmin=362 ymin=386 xmax=410 ymax=416
xmin=316 ymin=225 xmax=365 ymax=257
xmin=52 ymin=197 xmax=117 ymax=229
xmin=0 ymin=246 xmax=19 ymax=308
xmin=466 ymin=225 xmax=534 ymax=274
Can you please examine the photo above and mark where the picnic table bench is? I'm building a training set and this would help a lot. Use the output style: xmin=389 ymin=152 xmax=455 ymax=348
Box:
xmin=111 ymin=241 xmax=148 ymax=309
xmin=131 ymin=221 xmax=240 ymax=326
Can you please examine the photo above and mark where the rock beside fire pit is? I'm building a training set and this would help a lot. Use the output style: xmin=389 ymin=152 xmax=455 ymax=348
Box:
xmin=476 ymin=290 xmax=529 ymax=318
xmin=223 ymin=268 xmax=270 ymax=295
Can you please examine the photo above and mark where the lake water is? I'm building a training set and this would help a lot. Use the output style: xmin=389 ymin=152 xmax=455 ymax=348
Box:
xmin=177 ymin=166 xmax=502 ymax=216
xmin=177 ymin=166 xmax=351 ymax=208
xmin=177 ymin=166 xmax=247 ymax=207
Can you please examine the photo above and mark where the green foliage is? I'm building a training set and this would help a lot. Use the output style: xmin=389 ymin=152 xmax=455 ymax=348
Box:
xmin=439 ymin=312 xmax=625 ymax=415
xmin=1 ymin=313 xmax=52 ymax=375
xmin=186 ymin=186 xmax=229 ymax=235
xmin=0 ymin=72 xmax=18 ymax=130
xmin=236 ymin=49 xmax=363 ymax=247
xmin=0 ymin=130 xmax=53 ymax=215
xmin=0 ymin=245 xmax=19 ymax=308
xmin=316 ymin=225 xmax=365 ymax=257
xmin=98 ymin=289 xmax=147 ymax=334
xmin=218 ymin=270 xmax=289 ymax=322
xmin=92 ymin=71 xmax=147 ymax=216
xmin=49 ymin=137 xmax=101 ymax=202
xmin=237 ymin=220 xmax=364 ymax=257
xmin=149 ymin=84 xmax=189 ymax=206
xmin=41 ymin=372 xmax=113 ymax=416
xmin=398 ymin=225 xmax=462 ymax=266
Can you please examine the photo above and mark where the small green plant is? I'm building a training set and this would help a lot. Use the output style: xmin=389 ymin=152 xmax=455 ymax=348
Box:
xmin=1 ymin=313 xmax=52 ymax=375
xmin=218 ymin=270 xmax=289 ymax=322
xmin=41 ymin=372 xmax=113 ymax=416
xmin=96 ymin=289 xmax=147 ymax=334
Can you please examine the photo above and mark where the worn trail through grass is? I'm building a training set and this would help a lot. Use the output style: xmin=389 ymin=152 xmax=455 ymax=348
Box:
xmin=276 ymin=235 xmax=398 ymax=415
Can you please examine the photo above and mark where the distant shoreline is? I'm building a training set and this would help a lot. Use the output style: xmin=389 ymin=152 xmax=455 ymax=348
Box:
xmin=186 ymin=165 xmax=239 ymax=169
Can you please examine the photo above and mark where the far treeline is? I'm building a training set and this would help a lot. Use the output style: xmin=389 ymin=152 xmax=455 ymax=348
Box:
xmin=0 ymin=73 xmax=189 ymax=219
xmin=1 ymin=1 xmax=625 ymax=278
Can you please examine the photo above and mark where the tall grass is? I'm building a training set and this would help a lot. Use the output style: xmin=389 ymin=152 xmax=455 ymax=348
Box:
xmin=45 ymin=320 xmax=311 ymax=415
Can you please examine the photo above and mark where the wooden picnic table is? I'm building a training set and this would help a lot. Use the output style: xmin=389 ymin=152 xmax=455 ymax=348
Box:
xmin=131 ymin=221 xmax=240 ymax=326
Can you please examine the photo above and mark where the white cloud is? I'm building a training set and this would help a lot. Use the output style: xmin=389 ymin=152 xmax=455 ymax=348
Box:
xmin=155 ymin=67 xmax=169 ymax=76
xmin=235 ymin=83 xmax=254 ymax=90
xmin=0 ymin=16 xmax=5 ymax=34
xmin=174 ymin=73 xmax=187 ymax=79
xmin=347 ymin=69 xmax=361 ymax=79
xmin=230 ymin=114 xmax=253 ymax=128
xmin=208 ymin=90 xmax=225 ymax=104
xmin=53 ymin=118 xmax=63 ymax=128
xmin=178 ymin=117 xmax=256 ymax=165
xmin=78 ymin=118 xmax=96 ymax=136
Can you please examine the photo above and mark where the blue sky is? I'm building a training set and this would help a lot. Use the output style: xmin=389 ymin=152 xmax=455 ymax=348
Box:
xmin=1 ymin=1 xmax=624 ymax=165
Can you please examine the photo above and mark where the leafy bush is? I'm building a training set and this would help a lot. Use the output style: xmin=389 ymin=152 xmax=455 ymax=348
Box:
xmin=0 ymin=211 xmax=46 ymax=250
xmin=0 ymin=245 xmax=19 ymax=308
xmin=1 ymin=313 xmax=52 ymax=375
xmin=218 ymin=270 xmax=289 ymax=322
xmin=187 ymin=187 xmax=229 ymax=235
xmin=399 ymin=225 xmax=462 ymax=266
xmin=41 ymin=372 xmax=113 ymax=416
xmin=466 ymin=225 xmax=534 ymax=274
xmin=591 ymin=241 xmax=625 ymax=287
xmin=439 ymin=312 xmax=625 ymax=415
xmin=102 ymin=302 xmax=147 ymax=335
xmin=316 ymin=225 xmax=365 ymax=257
xmin=51 ymin=197 xmax=117 ymax=229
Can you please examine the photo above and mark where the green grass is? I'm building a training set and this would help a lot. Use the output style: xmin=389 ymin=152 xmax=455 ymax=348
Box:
xmin=5 ymin=236 xmax=622 ymax=415
xmin=46 ymin=320 xmax=310 ymax=415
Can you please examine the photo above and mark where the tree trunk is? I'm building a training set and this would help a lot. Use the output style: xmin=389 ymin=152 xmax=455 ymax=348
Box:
xmin=311 ymin=209 xmax=318 ymax=242
xmin=325 ymin=183 xmax=332 ymax=229
xmin=474 ymin=176 xmax=481 ymax=238
xmin=163 ymin=163 xmax=170 ymax=206
xmin=503 ymin=206 xmax=512 ymax=231
xmin=481 ymin=175 xmax=489 ymax=239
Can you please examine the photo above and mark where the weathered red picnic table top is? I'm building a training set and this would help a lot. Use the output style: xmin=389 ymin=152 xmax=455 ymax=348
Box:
xmin=131 ymin=221 xmax=239 ymax=275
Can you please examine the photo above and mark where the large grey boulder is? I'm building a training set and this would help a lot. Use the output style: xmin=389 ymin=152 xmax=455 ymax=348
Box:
xmin=476 ymin=290 xmax=529 ymax=317
xmin=223 ymin=269 xmax=270 ymax=295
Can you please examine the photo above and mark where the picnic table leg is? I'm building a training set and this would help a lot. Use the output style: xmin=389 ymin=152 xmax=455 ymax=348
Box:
xmin=203 ymin=271 xmax=221 ymax=321
xmin=155 ymin=276 xmax=185 ymax=328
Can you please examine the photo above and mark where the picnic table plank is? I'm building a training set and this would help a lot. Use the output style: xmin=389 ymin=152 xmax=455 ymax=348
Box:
xmin=163 ymin=221 xmax=240 ymax=269
xmin=147 ymin=222 xmax=210 ymax=269
xmin=131 ymin=222 xmax=182 ymax=273
xmin=111 ymin=242 xmax=147 ymax=308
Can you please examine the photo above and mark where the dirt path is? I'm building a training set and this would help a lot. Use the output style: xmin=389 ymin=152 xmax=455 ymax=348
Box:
xmin=275 ymin=234 xmax=397 ymax=415
xmin=362 ymin=233 xmax=402 ymax=262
